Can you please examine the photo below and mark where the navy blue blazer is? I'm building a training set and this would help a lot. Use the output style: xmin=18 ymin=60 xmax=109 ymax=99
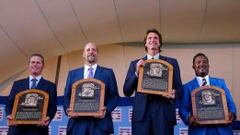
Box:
xmin=5 ymin=77 xmax=57 ymax=135
xmin=64 ymin=65 xmax=119 ymax=134
xmin=123 ymin=55 xmax=182 ymax=124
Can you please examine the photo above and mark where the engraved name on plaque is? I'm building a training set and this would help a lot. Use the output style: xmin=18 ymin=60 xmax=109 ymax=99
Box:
xmin=68 ymin=78 xmax=105 ymax=117
xmin=11 ymin=89 xmax=49 ymax=125
xmin=137 ymin=59 xmax=173 ymax=97
xmin=191 ymin=86 xmax=230 ymax=125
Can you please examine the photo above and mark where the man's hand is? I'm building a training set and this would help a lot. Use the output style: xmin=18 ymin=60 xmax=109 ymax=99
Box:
xmin=67 ymin=108 xmax=78 ymax=118
xmin=136 ymin=59 xmax=145 ymax=74
xmin=166 ymin=89 xmax=175 ymax=99
xmin=7 ymin=115 xmax=16 ymax=126
xmin=228 ymin=112 xmax=235 ymax=122
xmin=38 ymin=116 xmax=50 ymax=127
xmin=188 ymin=115 xmax=200 ymax=126
xmin=94 ymin=106 xmax=106 ymax=119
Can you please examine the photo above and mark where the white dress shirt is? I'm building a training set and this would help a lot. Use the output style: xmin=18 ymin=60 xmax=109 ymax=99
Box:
xmin=196 ymin=75 xmax=210 ymax=86
xmin=29 ymin=75 xmax=42 ymax=89
xmin=147 ymin=53 xmax=160 ymax=60
xmin=84 ymin=64 xmax=97 ymax=79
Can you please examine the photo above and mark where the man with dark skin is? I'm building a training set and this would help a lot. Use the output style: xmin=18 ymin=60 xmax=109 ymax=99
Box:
xmin=179 ymin=53 xmax=236 ymax=135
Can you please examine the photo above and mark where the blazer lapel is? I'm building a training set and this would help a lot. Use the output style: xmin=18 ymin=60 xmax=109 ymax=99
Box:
xmin=208 ymin=77 xmax=214 ymax=86
xmin=94 ymin=66 xmax=102 ymax=80
xmin=79 ymin=67 xmax=84 ymax=79
xmin=158 ymin=55 xmax=165 ymax=61
xmin=24 ymin=77 xmax=30 ymax=90
xmin=142 ymin=55 xmax=147 ymax=60
xmin=36 ymin=77 xmax=45 ymax=89
xmin=191 ymin=78 xmax=200 ymax=90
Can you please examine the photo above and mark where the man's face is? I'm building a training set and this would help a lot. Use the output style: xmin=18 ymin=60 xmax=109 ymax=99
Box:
xmin=83 ymin=42 xmax=98 ymax=64
xmin=193 ymin=55 xmax=209 ymax=77
xmin=28 ymin=56 xmax=44 ymax=76
xmin=151 ymin=64 xmax=161 ymax=73
xmin=204 ymin=92 xmax=212 ymax=101
xmin=145 ymin=32 xmax=160 ymax=52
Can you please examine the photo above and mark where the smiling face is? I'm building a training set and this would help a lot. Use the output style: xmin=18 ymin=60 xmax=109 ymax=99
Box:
xmin=28 ymin=55 xmax=44 ymax=77
xmin=145 ymin=32 xmax=161 ymax=53
xmin=83 ymin=42 xmax=98 ymax=66
xmin=193 ymin=55 xmax=209 ymax=77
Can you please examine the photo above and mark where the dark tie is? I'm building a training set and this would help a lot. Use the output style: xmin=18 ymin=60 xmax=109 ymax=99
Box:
xmin=87 ymin=67 xmax=93 ymax=78
xmin=31 ymin=78 xmax=37 ymax=89
xmin=202 ymin=78 xmax=207 ymax=86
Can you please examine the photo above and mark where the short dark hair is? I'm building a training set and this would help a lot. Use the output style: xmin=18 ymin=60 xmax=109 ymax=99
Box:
xmin=193 ymin=53 xmax=209 ymax=64
xmin=29 ymin=53 xmax=45 ymax=65
xmin=144 ymin=28 xmax=162 ymax=52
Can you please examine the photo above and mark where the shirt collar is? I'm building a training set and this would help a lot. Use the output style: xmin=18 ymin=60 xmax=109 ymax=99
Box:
xmin=196 ymin=75 xmax=209 ymax=86
xmin=147 ymin=53 xmax=160 ymax=60
xmin=29 ymin=75 xmax=42 ymax=82
xmin=84 ymin=64 xmax=97 ymax=78
xmin=84 ymin=64 xmax=97 ymax=71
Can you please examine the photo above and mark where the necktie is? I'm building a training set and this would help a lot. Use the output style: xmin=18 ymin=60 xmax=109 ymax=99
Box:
xmin=202 ymin=78 xmax=207 ymax=86
xmin=31 ymin=78 xmax=37 ymax=89
xmin=87 ymin=67 xmax=93 ymax=78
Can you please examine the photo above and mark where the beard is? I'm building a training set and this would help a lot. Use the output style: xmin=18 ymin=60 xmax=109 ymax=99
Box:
xmin=196 ymin=68 xmax=208 ymax=77
xmin=87 ymin=55 xmax=97 ymax=64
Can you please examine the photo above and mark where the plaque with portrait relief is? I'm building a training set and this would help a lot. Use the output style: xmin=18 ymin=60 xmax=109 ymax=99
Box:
xmin=137 ymin=59 xmax=173 ymax=97
xmin=68 ymin=78 xmax=105 ymax=117
xmin=191 ymin=86 xmax=230 ymax=124
xmin=11 ymin=89 xmax=49 ymax=125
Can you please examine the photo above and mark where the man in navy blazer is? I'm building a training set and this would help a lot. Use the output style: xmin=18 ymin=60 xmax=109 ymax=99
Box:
xmin=123 ymin=29 xmax=182 ymax=135
xmin=179 ymin=53 xmax=236 ymax=135
xmin=64 ymin=42 xmax=119 ymax=135
xmin=5 ymin=53 xmax=57 ymax=135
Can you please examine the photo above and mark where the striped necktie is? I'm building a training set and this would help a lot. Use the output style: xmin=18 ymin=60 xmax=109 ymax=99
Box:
xmin=202 ymin=78 xmax=207 ymax=86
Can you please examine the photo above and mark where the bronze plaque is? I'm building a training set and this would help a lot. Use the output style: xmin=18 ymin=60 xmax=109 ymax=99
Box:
xmin=191 ymin=86 xmax=230 ymax=124
xmin=137 ymin=59 xmax=173 ymax=97
xmin=68 ymin=78 xmax=105 ymax=116
xmin=11 ymin=89 xmax=49 ymax=125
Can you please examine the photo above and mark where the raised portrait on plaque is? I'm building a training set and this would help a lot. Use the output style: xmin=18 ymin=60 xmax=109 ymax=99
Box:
xmin=11 ymin=89 xmax=49 ymax=125
xmin=191 ymin=86 xmax=230 ymax=125
xmin=137 ymin=59 xmax=173 ymax=97
xmin=21 ymin=93 xmax=39 ymax=107
xmin=79 ymin=83 xmax=95 ymax=98
xmin=201 ymin=90 xmax=215 ymax=105
xmin=69 ymin=78 xmax=105 ymax=116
